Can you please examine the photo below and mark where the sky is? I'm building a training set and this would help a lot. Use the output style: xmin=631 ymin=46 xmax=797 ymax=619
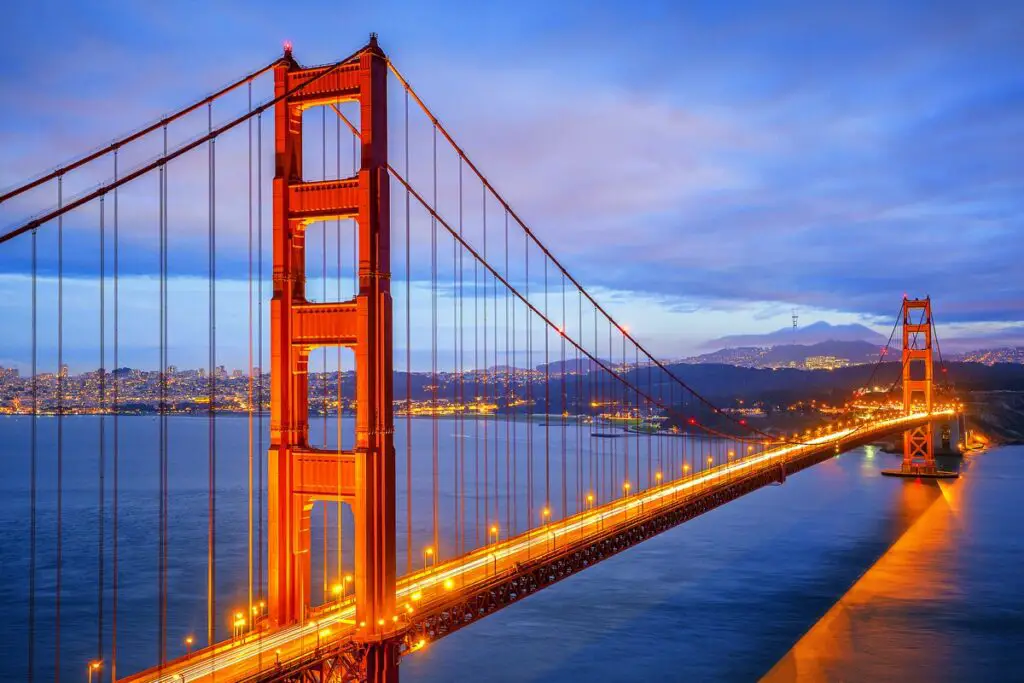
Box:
xmin=0 ymin=0 xmax=1022 ymax=371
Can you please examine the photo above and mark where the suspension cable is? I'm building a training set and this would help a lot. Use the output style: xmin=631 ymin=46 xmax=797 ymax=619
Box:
xmin=0 ymin=59 xmax=282 ymax=205
xmin=1 ymin=47 xmax=366 ymax=246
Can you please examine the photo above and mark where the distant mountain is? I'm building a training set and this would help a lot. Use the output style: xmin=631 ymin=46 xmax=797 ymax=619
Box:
xmin=703 ymin=321 xmax=887 ymax=349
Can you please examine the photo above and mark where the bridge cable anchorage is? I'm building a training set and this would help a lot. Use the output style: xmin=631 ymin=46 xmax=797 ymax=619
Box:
xmin=0 ymin=58 xmax=285 ymax=205
xmin=0 ymin=47 xmax=367 ymax=246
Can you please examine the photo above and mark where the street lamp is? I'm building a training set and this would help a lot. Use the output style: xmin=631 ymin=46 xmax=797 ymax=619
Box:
xmin=233 ymin=611 xmax=246 ymax=639
xmin=655 ymin=472 xmax=662 ymax=485
xmin=423 ymin=546 xmax=434 ymax=571
xmin=184 ymin=635 xmax=194 ymax=657
xmin=332 ymin=582 xmax=343 ymax=599
xmin=344 ymin=574 xmax=354 ymax=597
xmin=489 ymin=524 xmax=499 ymax=545
xmin=586 ymin=493 xmax=594 ymax=510
xmin=87 ymin=660 xmax=102 ymax=683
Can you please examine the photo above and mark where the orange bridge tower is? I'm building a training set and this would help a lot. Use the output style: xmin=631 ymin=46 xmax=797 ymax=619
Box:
xmin=268 ymin=36 xmax=397 ymax=680
xmin=901 ymin=296 xmax=935 ymax=474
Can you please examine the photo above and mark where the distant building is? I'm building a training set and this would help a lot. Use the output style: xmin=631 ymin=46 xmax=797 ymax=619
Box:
xmin=803 ymin=355 xmax=850 ymax=371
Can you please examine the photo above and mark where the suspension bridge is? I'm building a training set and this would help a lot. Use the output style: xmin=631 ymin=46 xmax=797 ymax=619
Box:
xmin=0 ymin=36 xmax=960 ymax=682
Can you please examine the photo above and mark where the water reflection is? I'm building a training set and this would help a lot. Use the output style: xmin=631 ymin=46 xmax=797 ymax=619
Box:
xmin=763 ymin=475 xmax=962 ymax=682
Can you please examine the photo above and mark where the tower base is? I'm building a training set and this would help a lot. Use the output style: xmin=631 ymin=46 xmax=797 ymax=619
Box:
xmin=881 ymin=465 xmax=959 ymax=479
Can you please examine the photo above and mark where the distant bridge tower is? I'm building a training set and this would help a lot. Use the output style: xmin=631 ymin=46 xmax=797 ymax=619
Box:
xmin=268 ymin=36 xmax=397 ymax=680
xmin=901 ymin=297 xmax=935 ymax=474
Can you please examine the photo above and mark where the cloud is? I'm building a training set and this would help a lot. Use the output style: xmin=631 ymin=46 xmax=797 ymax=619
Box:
xmin=1 ymin=0 xmax=1022 ymax=370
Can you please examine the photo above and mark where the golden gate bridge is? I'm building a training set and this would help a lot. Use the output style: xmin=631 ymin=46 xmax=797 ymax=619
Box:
xmin=0 ymin=36 xmax=959 ymax=682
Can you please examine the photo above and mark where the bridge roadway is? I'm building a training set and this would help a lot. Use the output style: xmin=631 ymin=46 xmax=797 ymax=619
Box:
xmin=124 ymin=410 xmax=952 ymax=683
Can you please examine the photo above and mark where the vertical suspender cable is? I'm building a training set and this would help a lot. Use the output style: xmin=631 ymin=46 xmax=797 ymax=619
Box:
xmin=207 ymin=102 xmax=217 ymax=647
xmin=112 ymin=149 xmax=119 ymax=683
xmin=482 ymin=186 xmax=488 ymax=537
xmin=56 ymin=173 xmax=63 ymax=683
xmin=322 ymin=107 xmax=329 ymax=602
xmin=158 ymin=124 xmax=168 ymax=666
xmin=431 ymin=126 xmax=440 ymax=559
xmin=29 ymin=226 xmax=37 ymax=683
xmin=339 ymin=102 xmax=348 ymax=589
xmin=98 ymin=195 xmax=106 ymax=664
xmin=525 ymin=236 xmax=532 ymax=526
xmin=560 ymin=273 xmax=566 ymax=516
xmin=543 ymin=258 xmax=549 ymax=514
xmin=257 ymin=112 xmax=265 ymax=607
xmin=473 ymin=175 xmax=480 ymax=547
xmin=504 ymin=211 xmax=511 ymax=535
xmin=246 ymin=82 xmax=254 ymax=620
xmin=460 ymin=157 xmax=468 ymax=552
xmin=493 ymin=211 xmax=499 ymax=528
xmin=404 ymin=87 xmax=413 ymax=577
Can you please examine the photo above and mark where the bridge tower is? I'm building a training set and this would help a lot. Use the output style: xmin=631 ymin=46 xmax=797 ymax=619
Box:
xmin=901 ymin=296 xmax=935 ymax=474
xmin=268 ymin=36 xmax=397 ymax=680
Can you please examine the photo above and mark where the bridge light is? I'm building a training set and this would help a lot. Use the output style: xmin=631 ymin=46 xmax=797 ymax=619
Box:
xmin=444 ymin=578 xmax=454 ymax=590
xmin=411 ymin=591 xmax=422 ymax=601
xmin=655 ymin=472 xmax=662 ymax=482
xmin=378 ymin=618 xmax=385 ymax=627
xmin=332 ymin=583 xmax=343 ymax=596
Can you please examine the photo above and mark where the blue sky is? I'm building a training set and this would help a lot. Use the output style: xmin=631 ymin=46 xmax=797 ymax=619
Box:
xmin=1 ymin=0 xmax=1022 ymax=370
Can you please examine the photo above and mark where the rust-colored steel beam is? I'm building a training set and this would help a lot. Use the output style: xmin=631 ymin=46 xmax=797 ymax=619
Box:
xmin=268 ymin=35 xmax=397 ymax=682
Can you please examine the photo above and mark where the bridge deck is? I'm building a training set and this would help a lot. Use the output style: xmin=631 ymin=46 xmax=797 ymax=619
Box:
xmin=123 ymin=411 xmax=952 ymax=683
